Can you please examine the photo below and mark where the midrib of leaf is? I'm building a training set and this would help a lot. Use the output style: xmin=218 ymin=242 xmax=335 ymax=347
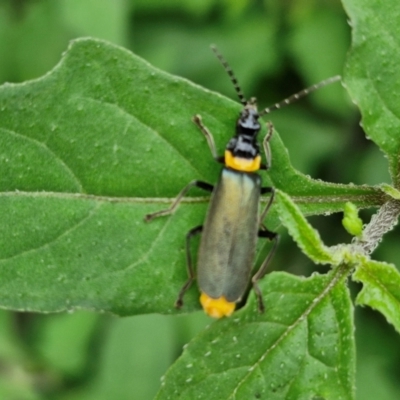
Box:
xmin=2 ymin=189 xmax=381 ymax=206
xmin=229 ymin=263 xmax=351 ymax=399
xmin=0 ymin=190 xmax=211 ymax=204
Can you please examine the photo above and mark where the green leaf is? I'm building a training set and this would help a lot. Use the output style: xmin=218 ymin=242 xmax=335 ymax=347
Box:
xmin=342 ymin=202 xmax=363 ymax=237
xmin=343 ymin=0 xmax=400 ymax=184
xmin=0 ymin=38 xmax=379 ymax=314
xmin=353 ymin=259 xmax=400 ymax=333
xmin=0 ymin=193 xmax=209 ymax=314
xmin=275 ymin=190 xmax=341 ymax=265
xmin=1 ymin=37 xmax=224 ymax=314
xmin=156 ymin=271 xmax=355 ymax=400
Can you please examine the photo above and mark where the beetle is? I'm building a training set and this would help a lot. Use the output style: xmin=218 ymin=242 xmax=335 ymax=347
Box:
xmin=145 ymin=46 xmax=340 ymax=318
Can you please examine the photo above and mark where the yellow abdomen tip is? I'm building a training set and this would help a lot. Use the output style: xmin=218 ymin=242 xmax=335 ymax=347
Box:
xmin=200 ymin=292 xmax=236 ymax=318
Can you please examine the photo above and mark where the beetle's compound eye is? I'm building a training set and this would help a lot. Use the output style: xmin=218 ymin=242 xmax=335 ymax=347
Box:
xmin=200 ymin=293 xmax=235 ymax=318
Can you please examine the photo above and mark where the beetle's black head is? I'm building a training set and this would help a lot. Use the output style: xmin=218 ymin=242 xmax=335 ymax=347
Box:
xmin=236 ymin=100 xmax=261 ymax=137
xmin=227 ymin=100 xmax=261 ymax=159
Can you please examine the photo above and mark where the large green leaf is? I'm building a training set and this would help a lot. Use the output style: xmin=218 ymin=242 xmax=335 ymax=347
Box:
xmin=343 ymin=0 xmax=400 ymax=184
xmin=343 ymin=0 xmax=400 ymax=335
xmin=0 ymin=38 xmax=381 ymax=314
xmin=156 ymin=270 xmax=355 ymax=400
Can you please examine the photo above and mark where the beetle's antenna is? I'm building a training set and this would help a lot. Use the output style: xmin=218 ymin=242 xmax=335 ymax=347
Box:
xmin=211 ymin=45 xmax=247 ymax=105
xmin=259 ymin=75 xmax=341 ymax=116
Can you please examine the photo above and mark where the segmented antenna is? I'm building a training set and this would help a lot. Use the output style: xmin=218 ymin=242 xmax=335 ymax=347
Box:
xmin=259 ymin=75 xmax=341 ymax=116
xmin=211 ymin=45 xmax=247 ymax=105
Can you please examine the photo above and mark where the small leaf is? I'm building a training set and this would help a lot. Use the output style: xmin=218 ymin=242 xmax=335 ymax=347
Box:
xmin=156 ymin=271 xmax=355 ymax=400
xmin=275 ymin=190 xmax=340 ymax=265
xmin=353 ymin=258 xmax=400 ymax=333
xmin=342 ymin=202 xmax=363 ymax=237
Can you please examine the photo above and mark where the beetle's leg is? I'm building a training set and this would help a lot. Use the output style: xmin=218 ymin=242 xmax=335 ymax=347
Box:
xmin=193 ymin=115 xmax=224 ymax=164
xmin=260 ymin=121 xmax=274 ymax=171
xmin=252 ymin=229 xmax=279 ymax=313
xmin=259 ymin=186 xmax=275 ymax=229
xmin=252 ymin=184 xmax=278 ymax=312
xmin=175 ymin=225 xmax=203 ymax=309
xmin=145 ymin=114 xmax=220 ymax=222
xmin=144 ymin=180 xmax=213 ymax=222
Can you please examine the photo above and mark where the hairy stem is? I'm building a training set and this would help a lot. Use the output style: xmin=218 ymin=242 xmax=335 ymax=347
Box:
xmin=356 ymin=200 xmax=400 ymax=254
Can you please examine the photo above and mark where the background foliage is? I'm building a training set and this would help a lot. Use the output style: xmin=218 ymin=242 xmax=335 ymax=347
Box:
xmin=0 ymin=0 xmax=399 ymax=399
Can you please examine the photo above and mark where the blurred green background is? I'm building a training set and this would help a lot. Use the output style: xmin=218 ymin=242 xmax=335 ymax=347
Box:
xmin=0 ymin=0 xmax=399 ymax=399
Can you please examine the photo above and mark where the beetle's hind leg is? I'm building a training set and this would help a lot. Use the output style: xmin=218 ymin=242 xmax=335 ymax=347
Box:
xmin=175 ymin=225 xmax=203 ymax=309
xmin=252 ymin=229 xmax=279 ymax=313
xmin=252 ymin=184 xmax=279 ymax=312
xmin=259 ymin=186 xmax=275 ymax=228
